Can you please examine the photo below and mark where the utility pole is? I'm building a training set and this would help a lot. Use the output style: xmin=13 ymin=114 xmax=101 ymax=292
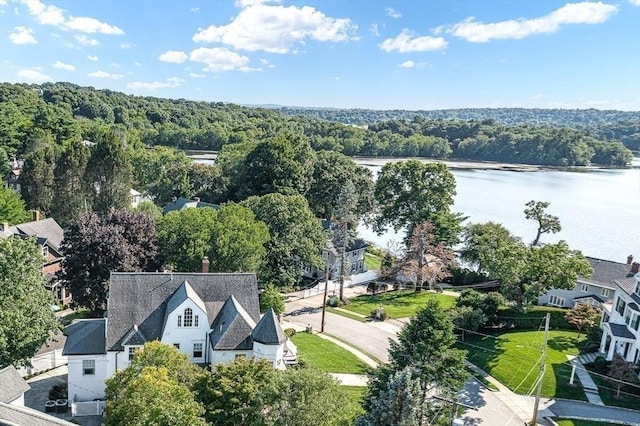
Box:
xmin=417 ymin=232 xmax=425 ymax=291
xmin=530 ymin=313 xmax=550 ymax=426
xmin=320 ymin=262 xmax=329 ymax=333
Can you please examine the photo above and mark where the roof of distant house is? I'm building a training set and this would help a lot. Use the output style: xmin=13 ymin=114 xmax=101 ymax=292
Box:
xmin=582 ymin=257 xmax=632 ymax=288
xmin=106 ymin=273 xmax=260 ymax=351
xmin=62 ymin=319 xmax=106 ymax=356
xmin=0 ymin=366 xmax=30 ymax=403
xmin=573 ymin=294 xmax=606 ymax=303
xmin=7 ymin=218 xmax=64 ymax=253
xmin=0 ymin=401 xmax=76 ymax=426
xmin=162 ymin=197 xmax=219 ymax=214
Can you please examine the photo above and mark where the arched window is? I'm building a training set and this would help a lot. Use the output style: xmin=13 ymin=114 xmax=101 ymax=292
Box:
xmin=183 ymin=308 xmax=193 ymax=327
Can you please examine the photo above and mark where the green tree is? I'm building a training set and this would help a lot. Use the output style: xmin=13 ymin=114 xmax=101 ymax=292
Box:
xmin=19 ymin=143 xmax=57 ymax=216
xmin=209 ymin=202 xmax=269 ymax=273
xmin=524 ymin=200 xmax=561 ymax=246
xmin=356 ymin=367 xmax=423 ymax=426
xmin=131 ymin=146 xmax=193 ymax=205
xmin=0 ymin=237 xmax=59 ymax=367
xmin=374 ymin=160 xmax=457 ymax=244
xmin=157 ymin=208 xmax=217 ymax=272
xmin=49 ymin=139 xmax=90 ymax=226
xmin=131 ymin=200 xmax=163 ymax=222
xmin=59 ymin=210 xmax=158 ymax=313
xmin=0 ymin=187 xmax=30 ymax=225
xmin=104 ymin=366 xmax=205 ymax=426
xmin=460 ymin=222 xmax=519 ymax=272
xmin=194 ymin=357 xmax=280 ymax=426
xmin=259 ymin=285 xmax=285 ymax=316
xmin=242 ymin=193 xmax=324 ymax=288
xmin=85 ymin=129 xmax=133 ymax=215
xmin=565 ymin=303 xmax=600 ymax=338
xmin=188 ymin=162 xmax=226 ymax=204
xmin=0 ymin=147 xmax=9 ymax=177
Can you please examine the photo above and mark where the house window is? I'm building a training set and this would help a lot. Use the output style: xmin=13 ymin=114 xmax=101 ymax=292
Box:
xmin=128 ymin=347 xmax=139 ymax=361
xmin=184 ymin=308 xmax=193 ymax=327
xmin=83 ymin=359 xmax=95 ymax=375
xmin=193 ymin=343 xmax=203 ymax=358
xmin=635 ymin=281 xmax=640 ymax=296
xmin=602 ymin=312 xmax=610 ymax=323
xmin=580 ymin=283 xmax=589 ymax=293
xmin=177 ymin=315 xmax=182 ymax=327
xmin=601 ymin=288 xmax=610 ymax=298
xmin=548 ymin=295 xmax=565 ymax=307
xmin=42 ymin=246 xmax=49 ymax=257
xmin=625 ymin=311 xmax=632 ymax=326
xmin=616 ymin=298 xmax=626 ymax=316
xmin=194 ymin=315 xmax=199 ymax=327
xmin=631 ymin=315 xmax=640 ymax=331
xmin=173 ymin=343 xmax=180 ymax=349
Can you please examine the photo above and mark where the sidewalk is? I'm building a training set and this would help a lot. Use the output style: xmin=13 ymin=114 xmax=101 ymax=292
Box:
xmin=566 ymin=355 xmax=603 ymax=405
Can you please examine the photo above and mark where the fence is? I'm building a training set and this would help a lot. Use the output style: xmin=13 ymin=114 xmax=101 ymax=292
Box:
xmin=71 ymin=400 xmax=106 ymax=417
xmin=18 ymin=349 xmax=67 ymax=377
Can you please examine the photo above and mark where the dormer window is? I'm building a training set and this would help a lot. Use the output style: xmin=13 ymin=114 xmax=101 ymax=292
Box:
xmin=635 ymin=281 xmax=640 ymax=296
xmin=177 ymin=308 xmax=199 ymax=327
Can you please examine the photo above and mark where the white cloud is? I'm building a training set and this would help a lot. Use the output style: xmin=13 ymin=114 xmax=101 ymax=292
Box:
xmin=9 ymin=26 xmax=37 ymax=44
xmin=190 ymin=7 xmax=200 ymax=13
xmin=64 ymin=16 xmax=124 ymax=34
xmin=399 ymin=60 xmax=426 ymax=68
xmin=629 ymin=0 xmax=640 ymax=6
xmin=17 ymin=68 xmax=50 ymax=82
xmin=189 ymin=72 xmax=205 ymax=78
xmin=189 ymin=47 xmax=251 ymax=71
xmin=120 ymin=42 xmax=134 ymax=49
xmin=134 ymin=61 xmax=141 ymax=66
xmin=379 ymin=29 xmax=447 ymax=52
xmin=370 ymin=23 xmax=380 ymax=36
xmin=193 ymin=3 xmax=356 ymax=53
xmin=20 ymin=0 xmax=65 ymax=25
xmin=159 ymin=50 xmax=188 ymax=63
xmin=88 ymin=70 xmax=123 ymax=79
xmin=127 ymin=77 xmax=185 ymax=91
xmin=385 ymin=7 xmax=401 ymax=18
xmin=75 ymin=34 xmax=98 ymax=45
xmin=259 ymin=58 xmax=275 ymax=68
xmin=234 ymin=0 xmax=281 ymax=8
xmin=0 ymin=0 xmax=6 ymax=5
xmin=87 ymin=55 xmax=98 ymax=61
xmin=53 ymin=60 xmax=74 ymax=71
xmin=450 ymin=1 xmax=618 ymax=42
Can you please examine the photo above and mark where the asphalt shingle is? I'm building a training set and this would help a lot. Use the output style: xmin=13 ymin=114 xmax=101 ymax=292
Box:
xmin=0 ymin=366 xmax=30 ymax=403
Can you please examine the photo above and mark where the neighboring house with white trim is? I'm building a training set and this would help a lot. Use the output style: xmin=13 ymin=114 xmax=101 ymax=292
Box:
xmin=537 ymin=257 xmax=631 ymax=309
xmin=599 ymin=263 xmax=640 ymax=365
xmin=0 ymin=366 xmax=30 ymax=407
xmin=62 ymin=272 xmax=295 ymax=403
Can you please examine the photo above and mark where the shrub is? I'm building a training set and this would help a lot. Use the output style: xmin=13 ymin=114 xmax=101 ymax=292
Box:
xmin=370 ymin=307 xmax=387 ymax=321
xmin=284 ymin=328 xmax=296 ymax=337
xmin=593 ymin=356 xmax=608 ymax=374
xmin=48 ymin=383 xmax=68 ymax=400
xmin=328 ymin=295 xmax=340 ymax=307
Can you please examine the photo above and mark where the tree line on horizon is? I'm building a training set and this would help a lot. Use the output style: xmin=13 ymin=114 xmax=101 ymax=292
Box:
xmin=0 ymin=81 xmax=635 ymax=167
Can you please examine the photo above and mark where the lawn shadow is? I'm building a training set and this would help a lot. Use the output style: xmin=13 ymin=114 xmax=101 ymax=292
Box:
xmin=550 ymin=362 xmax=586 ymax=401
xmin=546 ymin=334 xmax=579 ymax=352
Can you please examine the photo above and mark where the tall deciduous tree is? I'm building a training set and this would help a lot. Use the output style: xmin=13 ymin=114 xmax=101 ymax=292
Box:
xmin=0 ymin=187 xmax=30 ymax=225
xmin=20 ymin=142 xmax=57 ymax=216
xmin=259 ymin=285 xmax=285 ymax=317
xmin=50 ymin=139 xmax=90 ymax=226
xmin=157 ymin=207 xmax=217 ymax=272
xmin=524 ymin=200 xmax=561 ymax=246
xmin=460 ymin=222 xmax=519 ymax=272
xmin=242 ymin=193 xmax=324 ymax=288
xmin=209 ymin=202 xmax=269 ymax=273
xmin=374 ymin=160 xmax=458 ymax=245
xmin=85 ymin=129 xmax=133 ymax=215
xmin=0 ymin=237 xmax=60 ymax=367
xmin=130 ymin=146 xmax=193 ymax=205
xmin=59 ymin=210 xmax=158 ymax=313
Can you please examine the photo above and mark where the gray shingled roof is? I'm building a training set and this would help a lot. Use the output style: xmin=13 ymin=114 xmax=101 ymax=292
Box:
xmin=8 ymin=218 xmax=64 ymax=252
xmin=0 ymin=366 xmax=30 ymax=403
xmin=582 ymin=257 xmax=632 ymax=288
xmin=121 ymin=325 xmax=148 ymax=346
xmin=162 ymin=197 xmax=219 ymax=214
xmin=106 ymin=273 xmax=260 ymax=351
xmin=613 ymin=276 xmax=640 ymax=305
xmin=164 ymin=280 xmax=208 ymax=331
xmin=573 ymin=294 xmax=605 ymax=303
xmin=0 ymin=401 xmax=76 ymax=426
xmin=609 ymin=323 xmax=636 ymax=339
xmin=251 ymin=308 xmax=287 ymax=345
xmin=62 ymin=319 xmax=106 ymax=356
xmin=209 ymin=296 xmax=256 ymax=350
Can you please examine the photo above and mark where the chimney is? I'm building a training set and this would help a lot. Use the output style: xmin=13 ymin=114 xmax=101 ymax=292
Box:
xmin=32 ymin=210 xmax=40 ymax=221
xmin=202 ymin=257 xmax=210 ymax=273
xmin=627 ymin=255 xmax=634 ymax=265
xmin=1 ymin=223 xmax=8 ymax=232
xmin=632 ymin=262 xmax=640 ymax=274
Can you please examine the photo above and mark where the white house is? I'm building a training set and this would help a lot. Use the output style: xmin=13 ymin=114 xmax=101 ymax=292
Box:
xmin=0 ymin=366 xmax=30 ymax=407
xmin=599 ymin=262 xmax=640 ymax=365
xmin=62 ymin=272 xmax=295 ymax=403
xmin=538 ymin=256 xmax=631 ymax=309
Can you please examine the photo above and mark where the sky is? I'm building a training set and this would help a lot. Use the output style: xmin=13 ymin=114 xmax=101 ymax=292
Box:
xmin=1 ymin=0 xmax=639 ymax=110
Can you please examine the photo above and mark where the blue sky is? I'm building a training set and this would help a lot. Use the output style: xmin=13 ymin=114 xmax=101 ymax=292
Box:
xmin=1 ymin=0 xmax=639 ymax=110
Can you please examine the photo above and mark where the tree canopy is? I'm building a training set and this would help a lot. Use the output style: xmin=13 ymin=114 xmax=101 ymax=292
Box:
xmin=0 ymin=187 xmax=30 ymax=225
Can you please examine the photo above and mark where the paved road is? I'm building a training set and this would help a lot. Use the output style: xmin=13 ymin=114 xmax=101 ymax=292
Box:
xmin=546 ymin=399 xmax=640 ymax=425
xmin=458 ymin=379 xmax=526 ymax=426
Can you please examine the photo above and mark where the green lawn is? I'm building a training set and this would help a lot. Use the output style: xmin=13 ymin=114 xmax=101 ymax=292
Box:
xmin=458 ymin=329 xmax=588 ymax=400
xmin=555 ymin=419 xmax=619 ymax=426
xmin=290 ymin=332 xmax=371 ymax=374
xmin=344 ymin=290 xmax=456 ymax=318
xmin=341 ymin=386 xmax=366 ymax=422
xmin=364 ymin=253 xmax=382 ymax=272
xmin=585 ymin=365 xmax=640 ymax=410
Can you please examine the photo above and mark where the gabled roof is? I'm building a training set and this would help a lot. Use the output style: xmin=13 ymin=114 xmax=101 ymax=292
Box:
xmin=162 ymin=197 xmax=219 ymax=214
xmin=62 ymin=319 xmax=106 ymax=356
xmin=609 ymin=323 xmax=636 ymax=340
xmin=251 ymin=308 xmax=287 ymax=345
xmin=209 ymin=295 xmax=256 ymax=350
xmin=8 ymin=218 xmax=64 ymax=253
xmin=0 ymin=366 xmax=30 ymax=403
xmin=582 ymin=257 xmax=632 ymax=288
xmin=613 ymin=276 xmax=640 ymax=305
xmin=106 ymin=273 xmax=260 ymax=351
xmin=166 ymin=280 xmax=208 ymax=317
xmin=0 ymin=401 xmax=76 ymax=426
xmin=121 ymin=324 xmax=148 ymax=346
xmin=573 ymin=294 xmax=605 ymax=303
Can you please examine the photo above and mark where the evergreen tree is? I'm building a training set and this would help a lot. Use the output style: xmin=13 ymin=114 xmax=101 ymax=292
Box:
xmin=20 ymin=143 xmax=57 ymax=216
xmin=50 ymin=140 xmax=90 ymax=226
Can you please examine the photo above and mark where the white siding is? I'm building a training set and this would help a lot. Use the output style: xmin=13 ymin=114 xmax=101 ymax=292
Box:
xmin=67 ymin=354 xmax=109 ymax=402
xmin=161 ymin=299 xmax=209 ymax=363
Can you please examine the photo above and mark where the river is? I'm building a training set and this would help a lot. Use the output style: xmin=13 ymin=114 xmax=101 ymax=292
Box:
xmin=356 ymin=158 xmax=640 ymax=263
xmin=188 ymin=152 xmax=639 ymax=263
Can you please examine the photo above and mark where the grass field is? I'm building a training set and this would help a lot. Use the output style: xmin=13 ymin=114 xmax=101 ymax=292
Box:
xmin=341 ymin=386 xmax=366 ymax=422
xmin=364 ymin=253 xmax=382 ymax=272
xmin=555 ymin=419 xmax=619 ymax=426
xmin=585 ymin=364 xmax=640 ymax=410
xmin=343 ymin=290 xmax=456 ymax=318
xmin=458 ymin=329 xmax=588 ymax=400
xmin=290 ymin=332 xmax=371 ymax=374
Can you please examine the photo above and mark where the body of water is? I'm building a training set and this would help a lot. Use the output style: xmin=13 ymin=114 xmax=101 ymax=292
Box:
xmin=357 ymin=158 xmax=640 ymax=263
